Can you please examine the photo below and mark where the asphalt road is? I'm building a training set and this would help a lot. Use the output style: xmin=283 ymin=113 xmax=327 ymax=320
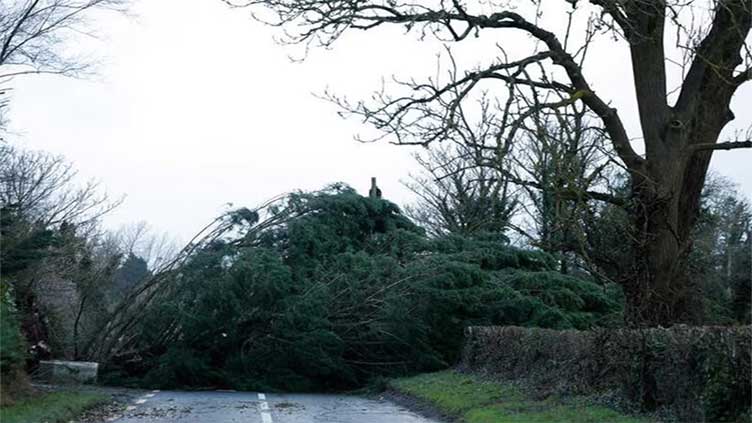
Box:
xmin=109 ymin=389 xmax=440 ymax=423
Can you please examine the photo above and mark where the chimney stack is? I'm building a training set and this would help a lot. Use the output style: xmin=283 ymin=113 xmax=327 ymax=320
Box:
xmin=369 ymin=177 xmax=382 ymax=199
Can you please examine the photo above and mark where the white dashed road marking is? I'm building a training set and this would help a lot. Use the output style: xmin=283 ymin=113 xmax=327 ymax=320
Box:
xmin=258 ymin=392 xmax=273 ymax=423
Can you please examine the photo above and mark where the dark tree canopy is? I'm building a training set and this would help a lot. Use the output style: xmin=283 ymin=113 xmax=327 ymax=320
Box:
xmin=112 ymin=253 xmax=150 ymax=295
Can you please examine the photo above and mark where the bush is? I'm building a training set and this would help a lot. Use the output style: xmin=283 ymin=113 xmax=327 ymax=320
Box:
xmin=1 ymin=281 xmax=28 ymax=404
xmin=1 ymin=282 xmax=26 ymax=377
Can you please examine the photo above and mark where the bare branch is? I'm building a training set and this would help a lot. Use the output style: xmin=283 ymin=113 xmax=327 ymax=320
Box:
xmin=691 ymin=140 xmax=752 ymax=153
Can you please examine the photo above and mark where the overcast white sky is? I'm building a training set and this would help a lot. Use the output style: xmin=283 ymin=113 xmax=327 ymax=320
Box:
xmin=6 ymin=0 xmax=752 ymax=242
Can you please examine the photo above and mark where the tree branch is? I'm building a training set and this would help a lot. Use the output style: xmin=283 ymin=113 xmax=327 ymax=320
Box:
xmin=691 ymin=140 xmax=752 ymax=153
xmin=675 ymin=0 xmax=752 ymax=113
xmin=734 ymin=66 xmax=751 ymax=87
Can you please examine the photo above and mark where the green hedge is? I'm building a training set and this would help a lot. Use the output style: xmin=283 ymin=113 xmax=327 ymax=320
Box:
xmin=461 ymin=325 xmax=751 ymax=422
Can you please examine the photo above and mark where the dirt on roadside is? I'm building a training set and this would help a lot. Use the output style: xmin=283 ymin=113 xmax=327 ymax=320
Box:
xmin=379 ymin=389 xmax=453 ymax=423
xmin=33 ymin=384 xmax=146 ymax=422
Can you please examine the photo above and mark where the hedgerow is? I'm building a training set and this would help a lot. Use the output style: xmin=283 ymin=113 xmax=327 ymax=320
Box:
xmin=461 ymin=325 xmax=751 ymax=422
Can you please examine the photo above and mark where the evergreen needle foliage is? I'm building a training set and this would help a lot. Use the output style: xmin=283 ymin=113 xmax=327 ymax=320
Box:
xmin=0 ymin=282 xmax=26 ymax=377
xmin=105 ymin=184 xmax=620 ymax=391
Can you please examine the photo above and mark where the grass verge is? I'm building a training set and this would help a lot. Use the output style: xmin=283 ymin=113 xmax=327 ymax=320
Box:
xmin=0 ymin=390 xmax=109 ymax=423
xmin=389 ymin=370 xmax=650 ymax=423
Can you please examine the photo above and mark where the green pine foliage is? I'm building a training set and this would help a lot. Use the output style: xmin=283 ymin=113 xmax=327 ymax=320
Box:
xmin=0 ymin=281 xmax=26 ymax=380
xmin=112 ymin=253 xmax=150 ymax=295
xmin=0 ymin=208 xmax=59 ymax=278
xmin=109 ymin=184 xmax=621 ymax=391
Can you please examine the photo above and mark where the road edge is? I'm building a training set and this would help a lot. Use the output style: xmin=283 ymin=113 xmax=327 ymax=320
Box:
xmin=380 ymin=388 xmax=455 ymax=423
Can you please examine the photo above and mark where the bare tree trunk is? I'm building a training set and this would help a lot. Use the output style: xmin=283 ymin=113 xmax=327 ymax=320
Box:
xmin=73 ymin=294 xmax=88 ymax=360
xmin=624 ymin=175 xmax=702 ymax=325
xmin=617 ymin=0 xmax=751 ymax=326
xmin=624 ymin=95 xmax=731 ymax=326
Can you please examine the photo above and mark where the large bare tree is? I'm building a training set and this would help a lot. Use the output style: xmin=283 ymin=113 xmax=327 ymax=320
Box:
xmin=228 ymin=0 xmax=752 ymax=325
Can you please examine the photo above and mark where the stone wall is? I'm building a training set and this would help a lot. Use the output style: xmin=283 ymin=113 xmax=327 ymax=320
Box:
xmin=34 ymin=276 xmax=80 ymax=359
xmin=38 ymin=360 xmax=98 ymax=384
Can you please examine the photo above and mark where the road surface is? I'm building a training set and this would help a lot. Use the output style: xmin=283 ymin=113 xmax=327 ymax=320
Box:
xmin=108 ymin=389 xmax=441 ymax=423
